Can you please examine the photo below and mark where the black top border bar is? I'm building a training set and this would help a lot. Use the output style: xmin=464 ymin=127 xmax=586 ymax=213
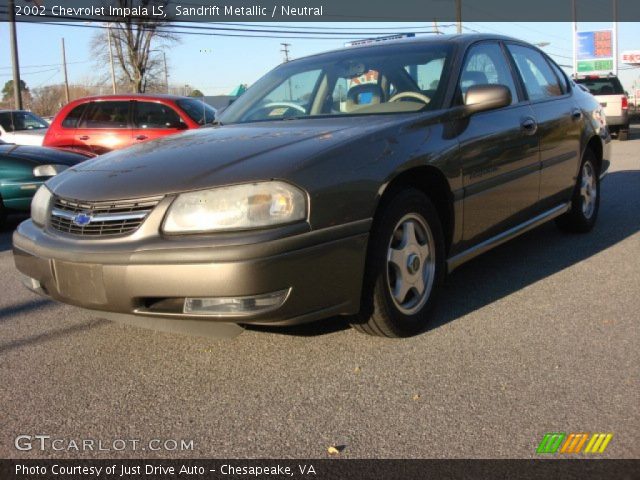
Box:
xmin=1 ymin=0 xmax=640 ymax=23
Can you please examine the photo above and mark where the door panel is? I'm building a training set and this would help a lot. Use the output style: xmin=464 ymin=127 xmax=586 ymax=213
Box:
xmin=455 ymin=41 xmax=541 ymax=248
xmin=75 ymin=101 xmax=133 ymax=154
xmin=459 ymin=105 xmax=540 ymax=247
xmin=506 ymin=44 xmax=581 ymax=209
xmin=131 ymin=101 xmax=189 ymax=145
xmin=531 ymin=99 xmax=581 ymax=208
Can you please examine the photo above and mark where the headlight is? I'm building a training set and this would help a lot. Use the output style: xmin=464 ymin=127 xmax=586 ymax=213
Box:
xmin=33 ymin=164 xmax=69 ymax=177
xmin=163 ymin=181 xmax=307 ymax=233
xmin=31 ymin=185 xmax=52 ymax=227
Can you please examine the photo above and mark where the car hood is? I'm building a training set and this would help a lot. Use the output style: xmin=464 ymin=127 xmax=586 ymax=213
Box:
xmin=3 ymin=129 xmax=47 ymax=146
xmin=47 ymin=116 xmax=406 ymax=201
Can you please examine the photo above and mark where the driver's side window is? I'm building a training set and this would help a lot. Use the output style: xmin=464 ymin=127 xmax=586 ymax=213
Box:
xmin=458 ymin=43 xmax=518 ymax=105
xmin=263 ymin=69 xmax=322 ymax=108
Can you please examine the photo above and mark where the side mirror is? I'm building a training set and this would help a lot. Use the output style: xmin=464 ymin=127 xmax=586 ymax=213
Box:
xmin=464 ymin=84 xmax=512 ymax=115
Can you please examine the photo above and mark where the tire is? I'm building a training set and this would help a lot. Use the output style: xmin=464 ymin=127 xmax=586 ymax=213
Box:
xmin=352 ymin=188 xmax=445 ymax=337
xmin=619 ymin=125 xmax=630 ymax=141
xmin=0 ymin=196 xmax=6 ymax=230
xmin=555 ymin=149 xmax=600 ymax=233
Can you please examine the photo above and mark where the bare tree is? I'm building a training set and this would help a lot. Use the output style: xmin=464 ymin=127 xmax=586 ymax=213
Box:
xmin=90 ymin=0 xmax=177 ymax=93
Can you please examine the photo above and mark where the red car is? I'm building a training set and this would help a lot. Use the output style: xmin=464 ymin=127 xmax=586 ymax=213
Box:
xmin=43 ymin=94 xmax=217 ymax=155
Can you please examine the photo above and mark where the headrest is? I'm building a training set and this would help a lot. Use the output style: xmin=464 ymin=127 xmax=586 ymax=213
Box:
xmin=461 ymin=71 xmax=489 ymax=91
xmin=346 ymin=83 xmax=383 ymax=112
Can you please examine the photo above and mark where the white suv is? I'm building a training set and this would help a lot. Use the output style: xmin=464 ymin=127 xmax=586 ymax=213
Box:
xmin=575 ymin=75 xmax=630 ymax=141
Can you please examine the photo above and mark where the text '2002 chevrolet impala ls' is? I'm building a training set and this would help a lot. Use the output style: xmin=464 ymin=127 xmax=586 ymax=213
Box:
xmin=13 ymin=35 xmax=610 ymax=338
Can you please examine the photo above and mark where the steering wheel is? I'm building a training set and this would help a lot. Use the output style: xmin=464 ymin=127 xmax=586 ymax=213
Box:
xmin=262 ymin=102 xmax=306 ymax=113
xmin=245 ymin=102 xmax=307 ymax=121
xmin=389 ymin=91 xmax=431 ymax=105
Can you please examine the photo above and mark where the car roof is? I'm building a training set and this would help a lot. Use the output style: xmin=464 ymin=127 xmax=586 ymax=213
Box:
xmin=289 ymin=33 xmax=521 ymax=63
xmin=66 ymin=93 xmax=191 ymax=103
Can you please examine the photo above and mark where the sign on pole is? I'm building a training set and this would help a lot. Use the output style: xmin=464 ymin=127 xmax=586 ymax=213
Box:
xmin=621 ymin=51 xmax=640 ymax=66
xmin=345 ymin=33 xmax=415 ymax=48
xmin=576 ymin=30 xmax=614 ymax=75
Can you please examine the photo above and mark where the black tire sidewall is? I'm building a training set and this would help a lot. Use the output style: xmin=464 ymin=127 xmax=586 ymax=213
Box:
xmin=573 ymin=152 xmax=600 ymax=229
xmin=365 ymin=189 xmax=446 ymax=336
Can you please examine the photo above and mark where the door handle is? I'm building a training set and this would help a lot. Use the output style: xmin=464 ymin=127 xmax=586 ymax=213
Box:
xmin=135 ymin=135 xmax=148 ymax=141
xmin=521 ymin=118 xmax=537 ymax=135
xmin=571 ymin=109 xmax=583 ymax=120
xmin=78 ymin=135 xmax=89 ymax=140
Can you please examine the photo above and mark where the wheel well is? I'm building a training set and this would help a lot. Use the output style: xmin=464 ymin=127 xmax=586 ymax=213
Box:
xmin=585 ymin=136 xmax=603 ymax=173
xmin=379 ymin=167 xmax=454 ymax=254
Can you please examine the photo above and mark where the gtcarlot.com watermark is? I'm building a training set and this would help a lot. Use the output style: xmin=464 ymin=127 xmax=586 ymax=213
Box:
xmin=15 ymin=435 xmax=195 ymax=452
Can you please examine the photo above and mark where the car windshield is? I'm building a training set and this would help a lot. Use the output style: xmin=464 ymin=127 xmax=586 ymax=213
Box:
xmin=575 ymin=77 xmax=624 ymax=95
xmin=220 ymin=42 xmax=453 ymax=124
xmin=176 ymin=98 xmax=217 ymax=125
xmin=0 ymin=111 xmax=48 ymax=132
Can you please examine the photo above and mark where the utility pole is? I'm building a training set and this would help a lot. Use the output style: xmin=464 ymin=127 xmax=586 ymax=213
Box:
xmin=280 ymin=43 xmax=291 ymax=63
xmin=107 ymin=24 xmax=117 ymax=94
xmin=162 ymin=51 xmax=169 ymax=94
xmin=613 ymin=0 xmax=618 ymax=76
xmin=8 ymin=0 xmax=23 ymax=110
xmin=61 ymin=38 xmax=70 ymax=104
xmin=572 ymin=0 xmax=577 ymax=77
xmin=455 ymin=0 xmax=462 ymax=34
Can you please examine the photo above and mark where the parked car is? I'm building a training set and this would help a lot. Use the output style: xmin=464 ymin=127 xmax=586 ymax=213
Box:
xmin=0 ymin=110 xmax=49 ymax=146
xmin=14 ymin=34 xmax=610 ymax=338
xmin=43 ymin=94 xmax=217 ymax=155
xmin=575 ymin=75 xmax=629 ymax=140
xmin=0 ymin=144 xmax=92 ymax=227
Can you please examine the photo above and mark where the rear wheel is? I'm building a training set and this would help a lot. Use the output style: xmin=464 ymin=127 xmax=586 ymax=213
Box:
xmin=352 ymin=189 xmax=445 ymax=337
xmin=555 ymin=149 xmax=600 ymax=233
xmin=619 ymin=124 xmax=630 ymax=141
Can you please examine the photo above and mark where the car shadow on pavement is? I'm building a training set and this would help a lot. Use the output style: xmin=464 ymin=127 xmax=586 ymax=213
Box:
xmin=0 ymin=318 xmax=109 ymax=354
xmin=0 ymin=214 xmax=28 ymax=252
xmin=250 ymin=170 xmax=640 ymax=337
xmin=0 ymin=297 xmax=53 ymax=323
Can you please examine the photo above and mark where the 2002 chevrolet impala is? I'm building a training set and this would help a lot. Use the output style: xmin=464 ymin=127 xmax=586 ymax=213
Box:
xmin=13 ymin=35 xmax=610 ymax=338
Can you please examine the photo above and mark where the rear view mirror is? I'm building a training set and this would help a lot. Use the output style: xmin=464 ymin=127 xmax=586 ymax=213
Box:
xmin=464 ymin=84 xmax=512 ymax=115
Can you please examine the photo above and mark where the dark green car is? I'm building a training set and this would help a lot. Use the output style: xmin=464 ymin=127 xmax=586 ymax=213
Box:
xmin=0 ymin=144 xmax=90 ymax=226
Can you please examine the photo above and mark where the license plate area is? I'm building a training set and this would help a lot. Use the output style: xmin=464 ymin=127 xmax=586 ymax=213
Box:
xmin=53 ymin=261 xmax=107 ymax=305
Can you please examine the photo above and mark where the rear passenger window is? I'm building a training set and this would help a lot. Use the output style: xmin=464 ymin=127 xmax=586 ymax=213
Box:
xmin=61 ymin=104 xmax=86 ymax=128
xmin=507 ymin=44 xmax=563 ymax=101
xmin=134 ymin=102 xmax=183 ymax=129
xmin=81 ymin=101 xmax=130 ymax=129
xmin=548 ymin=60 xmax=569 ymax=94
xmin=458 ymin=42 xmax=519 ymax=105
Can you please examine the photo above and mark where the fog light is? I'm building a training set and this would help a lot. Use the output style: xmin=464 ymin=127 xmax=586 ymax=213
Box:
xmin=183 ymin=289 xmax=291 ymax=316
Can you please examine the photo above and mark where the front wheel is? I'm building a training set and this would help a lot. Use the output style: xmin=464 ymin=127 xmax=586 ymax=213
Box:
xmin=555 ymin=149 xmax=600 ymax=233
xmin=352 ymin=189 xmax=445 ymax=337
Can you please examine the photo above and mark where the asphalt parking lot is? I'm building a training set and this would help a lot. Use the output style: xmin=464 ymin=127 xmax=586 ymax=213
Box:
xmin=0 ymin=127 xmax=638 ymax=459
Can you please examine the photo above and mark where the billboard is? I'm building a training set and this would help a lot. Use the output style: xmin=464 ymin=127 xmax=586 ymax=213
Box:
xmin=576 ymin=30 xmax=614 ymax=75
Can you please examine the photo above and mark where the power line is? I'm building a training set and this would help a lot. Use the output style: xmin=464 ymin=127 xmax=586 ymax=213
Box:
xmin=37 ymin=21 xmax=442 ymax=40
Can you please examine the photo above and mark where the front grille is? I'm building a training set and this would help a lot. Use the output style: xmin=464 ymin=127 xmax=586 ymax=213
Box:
xmin=50 ymin=196 xmax=162 ymax=237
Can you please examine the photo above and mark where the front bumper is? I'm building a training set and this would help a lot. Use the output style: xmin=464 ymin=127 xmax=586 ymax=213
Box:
xmin=13 ymin=218 xmax=369 ymax=331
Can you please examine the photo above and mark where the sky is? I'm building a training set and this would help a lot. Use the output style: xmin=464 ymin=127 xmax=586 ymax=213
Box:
xmin=1 ymin=21 xmax=640 ymax=96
